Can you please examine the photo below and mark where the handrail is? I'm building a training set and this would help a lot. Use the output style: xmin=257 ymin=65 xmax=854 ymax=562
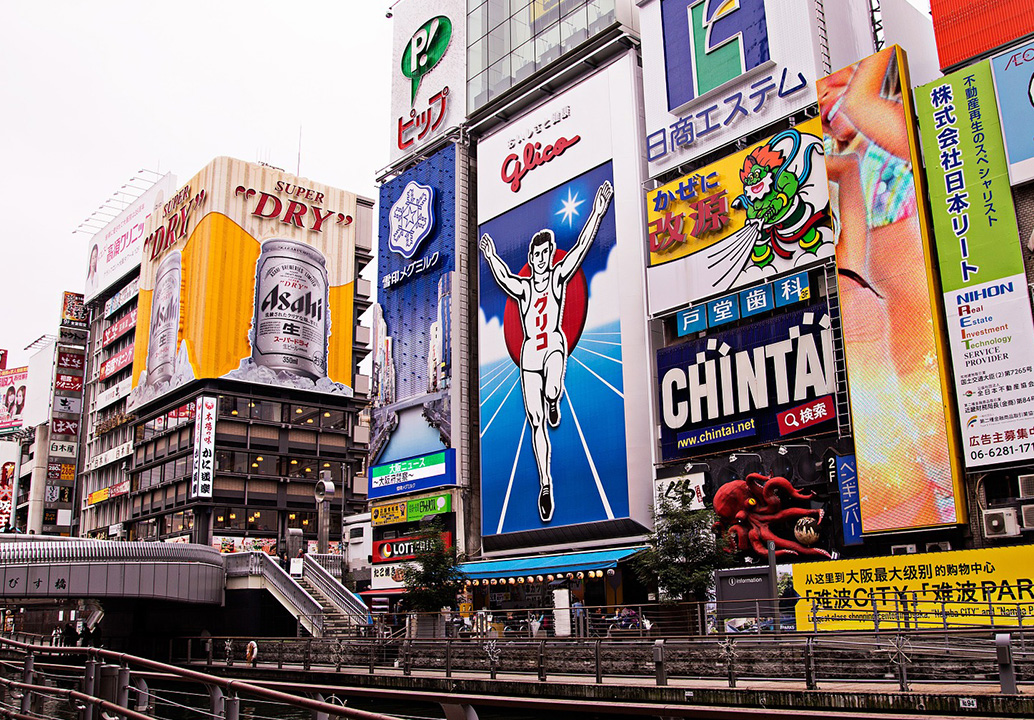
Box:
xmin=0 ymin=539 xmax=224 ymax=566
xmin=303 ymin=555 xmax=369 ymax=624
xmin=225 ymin=552 xmax=325 ymax=636
xmin=308 ymin=553 xmax=344 ymax=579
xmin=0 ymin=635 xmax=400 ymax=720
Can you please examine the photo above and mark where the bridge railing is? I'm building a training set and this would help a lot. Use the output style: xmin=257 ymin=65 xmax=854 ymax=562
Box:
xmin=0 ymin=538 xmax=224 ymax=566
xmin=224 ymin=552 xmax=325 ymax=636
xmin=303 ymin=555 xmax=369 ymax=625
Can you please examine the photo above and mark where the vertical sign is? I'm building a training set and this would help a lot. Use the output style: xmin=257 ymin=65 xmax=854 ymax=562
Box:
xmin=817 ymin=47 xmax=963 ymax=532
xmin=191 ymin=396 xmax=216 ymax=498
xmin=917 ymin=60 xmax=1034 ymax=468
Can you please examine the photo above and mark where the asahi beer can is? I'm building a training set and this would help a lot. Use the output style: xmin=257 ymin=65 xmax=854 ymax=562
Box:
xmin=146 ymin=250 xmax=182 ymax=385
xmin=251 ymin=239 xmax=330 ymax=380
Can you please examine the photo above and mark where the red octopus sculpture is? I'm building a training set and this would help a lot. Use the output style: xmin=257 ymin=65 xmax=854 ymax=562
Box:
xmin=712 ymin=472 xmax=831 ymax=558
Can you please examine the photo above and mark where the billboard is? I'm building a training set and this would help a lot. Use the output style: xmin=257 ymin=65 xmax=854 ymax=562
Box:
xmin=126 ymin=157 xmax=364 ymax=410
xmin=369 ymin=449 xmax=456 ymax=501
xmin=371 ymin=492 xmax=452 ymax=527
xmin=931 ymin=0 xmax=1034 ymax=72
xmin=372 ymin=145 xmax=457 ymax=464
xmin=645 ymin=117 xmax=833 ymax=314
xmin=372 ymin=531 xmax=453 ymax=564
xmin=794 ymin=544 xmax=1034 ymax=631
xmin=0 ymin=462 xmax=13 ymax=529
xmin=817 ymin=47 xmax=963 ymax=533
xmin=477 ymin=55 xmax=651 ymax=538
xmin=60 ymin=292 xmax=87 ymax=329
xmin=639 ymin=0 xmax=821 ymax=177
xmin=85 ymin=174 xmax=177 ymax=303
xmin=917 ymin=61 xmax=1034 ymax=469
xmin=991 ymin=39 xmax=1034 ymax=186
xmin=0 ymin=368 xmax=28 ymax=432
xmin=658 ymin=303 xmax=836 ymax=462
xmin=388 ymin=0 xmax=466 ymax=164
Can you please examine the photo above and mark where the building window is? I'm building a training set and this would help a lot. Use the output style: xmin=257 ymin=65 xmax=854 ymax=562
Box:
xmin=289 ymin=405 xmax=320 ymax=426
xmin=321 ymin=409 xmax=346 ymax=430
xmin=250 ymin=400 xmax=282 ymax=423
xmin=214 ymin=507 xmax=246 ymax=531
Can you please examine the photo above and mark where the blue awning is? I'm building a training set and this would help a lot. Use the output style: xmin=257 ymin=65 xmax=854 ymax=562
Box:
xmin=457 ymin=546 xmax=646 ymax=580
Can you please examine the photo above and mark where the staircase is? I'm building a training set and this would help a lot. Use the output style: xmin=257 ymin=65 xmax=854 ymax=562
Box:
xmin=296 ymin=575 xmax=361 ymax=636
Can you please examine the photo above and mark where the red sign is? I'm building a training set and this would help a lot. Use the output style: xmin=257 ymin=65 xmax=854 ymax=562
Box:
xmin=54 ymin=373 xmax=84 ymax=392
xmin=61 ymin=291 xmax=87 ymax=328
xmin=777 ymin=395 xmax=835 ymax=436
xmin=99 ymin=344 xmax=134 ymax=381
xmin=931 ymin=0 xmax=1034 ymax=69
xmin=372 ymin=531 xmax=452 ymax=564
xmin=57 ymin=351 xmax=85 ymax=371
xmin=101 ymin=307 xmax=138 ymax=347
xmin=110 ymin=479 xmax=131 ymax=497
xmin=51 ymin=418 xmax=79 ymax=438
xmin=500 ymin=135 xmax=581 ymax=193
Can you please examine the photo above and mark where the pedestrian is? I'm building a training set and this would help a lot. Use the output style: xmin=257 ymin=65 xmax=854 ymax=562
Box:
xmin=245 ymin=640 xmax=258 ymax=668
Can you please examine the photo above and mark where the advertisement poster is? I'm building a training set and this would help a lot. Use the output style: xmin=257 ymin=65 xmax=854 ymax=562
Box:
xmin=369 ymin=449 xmax=456 ymax=500
xmin=917 ymin=60 xmax=1034 ymax=468
xmin=657 ymin=303 xmax=836 ymax=462
xmin=372 ymin=144 xmax=456 ymax=464
xmin=645 ymin=117 xmax=833 ymax=312
xmin=817 ymin=47 xmax=963 ymax=532
xmin=794 ymin=544 xmax=1034 ymax=631
xmin=0 ymin=368 xmax=28 ymax=432
xmin=60 ymin=292 xmax=87 ymax=329
xmin=127 ymin=157 xmax=364 ymax=410
xmin=991 ymin=38 xmax=1034 ymax=186
xmin=85 ymin=174 xmax=177 ymax=303
xmin=0 ymin=462 xmax=13 ymax=529
xmin=371 ymin=492 xmax=452 ymax=527
xmin=388 ymin=0 xmax=466 ymax=164
xmin=638 ymin=0 xmax=820 ymax=176
xmin=479 ymin=160 xmax=627 ymax=531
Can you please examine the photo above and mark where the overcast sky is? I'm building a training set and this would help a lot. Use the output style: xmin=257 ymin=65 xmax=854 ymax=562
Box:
xmin=0 ymin=1 xmax=393 ymax=367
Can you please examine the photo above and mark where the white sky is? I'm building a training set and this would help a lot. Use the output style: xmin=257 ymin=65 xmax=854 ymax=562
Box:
xmin=0 ymin=1 xmax=393 ymax=368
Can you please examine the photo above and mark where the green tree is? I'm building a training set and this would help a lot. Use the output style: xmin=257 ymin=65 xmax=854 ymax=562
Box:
xmin=399 ymin=519 xmax=467 ymax=611
xmin=634 ymin=500 xmax=734 ymax=602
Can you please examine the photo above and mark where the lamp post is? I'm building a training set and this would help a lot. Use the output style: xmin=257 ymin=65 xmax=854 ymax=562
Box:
xmin=314 ymin=471 xmax=336 ymax=554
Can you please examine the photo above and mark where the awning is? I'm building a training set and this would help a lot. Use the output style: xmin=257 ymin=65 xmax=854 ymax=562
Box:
xmin=457 ymin=546 xmax=645 ymax=580
xmin=358 ymin=588 xmax=407 ymax=596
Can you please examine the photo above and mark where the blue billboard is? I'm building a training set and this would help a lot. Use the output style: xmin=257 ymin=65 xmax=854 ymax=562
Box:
xmin=478 ymin=161 xmax=628 ymax=535
xmin=369 ymin=449 xmax=457 ymax=500
xmin=657 ymin=303 xmax=836 ymax=462
xmin=372 ymin=144 xmax=456 ymax=465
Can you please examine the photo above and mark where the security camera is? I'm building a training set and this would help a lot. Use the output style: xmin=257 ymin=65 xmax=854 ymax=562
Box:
xmin=386 ymin=11 xmax=393 ymax=18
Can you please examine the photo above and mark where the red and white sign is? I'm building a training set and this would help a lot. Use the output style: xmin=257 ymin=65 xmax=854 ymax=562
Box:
xmin=372 ymin=531 xmax=452 ymax=564
xmin=110 ymin=479 xmax=130 ymax=497
xmin=191 ymin=395 xmax=217 ymax=498
xmin=99 ymin=344 xmax=134 ymax=381
xmin=777 ymin=395 xmax=835 ymax=436
xmin=57 ymin=351 xmax=85 ymax=371
xmin=54 ymin=373 xmax=84 ymax=393
xmin=50 ymin=418 xmax=80 ymax=438
xmin=47 ymin=463 xmax=76 ymax=481
xmin=101 ymin=307 xmax=138 ymax=347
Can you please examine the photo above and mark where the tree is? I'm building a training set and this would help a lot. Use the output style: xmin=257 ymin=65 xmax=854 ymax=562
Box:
xmin=399 ymin=518 xmax=467 ymax=612
xmin=634 ymin=500 xmax=735 ymax=602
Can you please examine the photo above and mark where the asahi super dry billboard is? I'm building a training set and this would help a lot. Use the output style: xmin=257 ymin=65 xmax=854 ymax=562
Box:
xmin=127 ymin=158 xmax=368 ymax=410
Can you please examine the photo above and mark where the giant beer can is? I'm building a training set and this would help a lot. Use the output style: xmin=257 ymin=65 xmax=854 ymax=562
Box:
xmin=251 ymin=239 xmax=330 ymax=379
xmin=146 ymin=250 xmax=182 ymax=385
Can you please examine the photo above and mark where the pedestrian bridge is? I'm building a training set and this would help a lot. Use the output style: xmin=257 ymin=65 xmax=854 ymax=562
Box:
xmin=0 ymin=536 xmax=368 ymax=637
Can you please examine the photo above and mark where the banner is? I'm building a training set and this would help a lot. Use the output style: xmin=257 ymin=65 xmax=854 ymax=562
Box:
xmin=0 ymin=368 xmax=28 ymax=432
xmin=372 ymin=145 xmax=456 ymax=465
xmin=371 ymin=492 xmax=452 ymax=527
xmin=190 ymin=396 xmax=216 ymax=498
xmin=128 ymin=157 xmax=362 ymax=411
xmin=794 ymin=544 xmax=1034 ymax=631
xmin=658 ymin=303 xmax=836 ymax=461
xmin=369 ymin=449 xmax=456 ymax=500
xmin=916 ymin=61 xmax=1034 ymax=468
xmin=817 ymin=47 xmax=963 ymax=533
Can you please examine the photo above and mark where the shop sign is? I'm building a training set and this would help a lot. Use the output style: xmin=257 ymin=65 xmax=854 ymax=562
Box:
xmin=102 ymin=307 xmax=138 ymax=347
xmin=191 ymin=396 xmax=216 ymax=498
xmin=372 ymin=492 xmax=452 ymax=526
xmin=371 ymin=562 xmax=408 ymax=590
xmin=372 ymin=531 xmax=453 ymax=564
xmin=369 ymin=449 xmax=455 ymax=499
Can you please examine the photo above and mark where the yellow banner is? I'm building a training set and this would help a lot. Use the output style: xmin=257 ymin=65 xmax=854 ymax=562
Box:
xmin=793 ymin=545 xmax=1034 ymax=631
xmin=372 ymin=501 xmax=407 ymax=526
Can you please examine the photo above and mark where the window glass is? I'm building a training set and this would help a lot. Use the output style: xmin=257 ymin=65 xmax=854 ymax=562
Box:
xmin=214 ymin=507 xmax=246 ymax=531
xmin=246 ymin=509 xmax=276 ymax=533
xmin=287 ymin=459 xmax=318 ymax=479
xmin=289 ymin=405 xmax=320 ymax=426
xmin=249 ymin=454 xmax=279 ymax=476
xmin=321 ymin=410 xmax=345 ymax=430
xmin=250 ymin=400 xmax=282 ymax=423
xmin=286 ymin=511 xmax=316 ymax=530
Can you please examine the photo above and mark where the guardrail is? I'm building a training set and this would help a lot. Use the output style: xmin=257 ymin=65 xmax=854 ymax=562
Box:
xmin=303 ymin=555 xmax=369 ymax=624
xmin=224 ymin=552 xmax=325 ymax=636
xmin=0 ymin=538 xmax=224 ymax=566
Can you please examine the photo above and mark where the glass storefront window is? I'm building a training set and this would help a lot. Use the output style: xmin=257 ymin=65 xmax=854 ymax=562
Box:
xmin=217 ymin=450 xmax=248 ymax=474
xmin=289 ymin=405 xmax=320 ymax=426
xmin=246 ymin=509 xmax=276 ymax=533
xmin=249 ymin=454 xmax=279 ymax=476
xmin=321 ymin=410 xmax=345 ymax=430
xmin=286 ymin=459 xmax=318 ymax=479
xmin=286 ymin=511 xmax=316 ymax=530
xmin=250 ymin=400 xmax=282 ymax=423
xmin=219 ymin=396 xmax=248 ymax=418
xmin=214 ymin=507 xmax=246 ymax=531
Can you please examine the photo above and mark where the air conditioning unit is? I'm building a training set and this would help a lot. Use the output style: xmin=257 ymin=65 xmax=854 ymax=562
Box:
xmin=1021 ymin=504 xmax=1034 ymax=530
xmin=983 ymin=507 xmax=1021 ymax=538
xmin=924 ymin=541 xmax=952 ymax=553
xmin=1019 ymin=474 xmax=1034 ymax=500
xmin=890 ymin=544 xmax=917 ymax=555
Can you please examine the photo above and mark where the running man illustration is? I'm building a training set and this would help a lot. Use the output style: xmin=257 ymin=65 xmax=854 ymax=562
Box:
xmin=479 ymin=180 xmax=614 ymax=522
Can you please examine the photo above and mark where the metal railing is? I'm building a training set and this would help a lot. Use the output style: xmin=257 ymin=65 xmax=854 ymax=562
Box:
xmin=0 ymin=538 xmax=224 ymax=566
xmin=224 ymin=552 xmax=325 ymax=636
xmin=303 ymin=555 xmax=369 ymax=625
xmin=0 ymin=634 xmax=400 ymax=719
xmin=308 ymin=553 xmax=345 ymax=579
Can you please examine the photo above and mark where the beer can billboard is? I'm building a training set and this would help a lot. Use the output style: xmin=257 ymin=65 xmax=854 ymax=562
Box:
xmin=816 ymin=47 xmax=964 ymax=533
xmin=126 ymin=157 xmax=367 ymax=410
